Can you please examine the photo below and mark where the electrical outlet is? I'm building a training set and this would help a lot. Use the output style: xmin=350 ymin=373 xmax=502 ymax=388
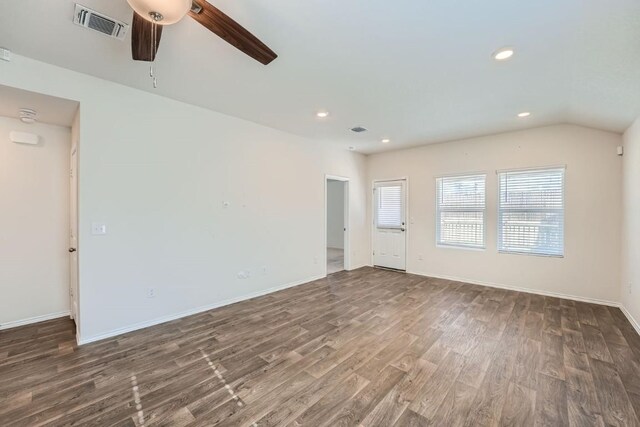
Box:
xmin=418 ymin=254 xmax=424 ymax=261
xmin=237 ymin=271 xmax=251 ymax=279
xmin=629 ymin=282 xmax=633 ymax=295
xmin=313 ymin=257 xmax=318 ymax=265
xmin=147 ymin=287 xmax=156 ymax=298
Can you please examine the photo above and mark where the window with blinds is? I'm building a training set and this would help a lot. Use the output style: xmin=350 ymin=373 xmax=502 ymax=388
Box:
xmin=436 ymin=174 xmax=486 ymax=249
xmin=498 ymin=167 xmax=565 ymax=257
xmin=376 ymin=184 xmax=403 ymax=228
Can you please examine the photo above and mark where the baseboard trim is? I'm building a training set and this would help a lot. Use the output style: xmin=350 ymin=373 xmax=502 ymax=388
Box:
xmin=77 ymin=274 xmax=326 ymax=346
xmin=619 ymin=305 xmax=640 ymax=336
xmin=408 ymin=270 xmax=620 ymax=307
xmin=0 ymin=311 xmax=70 ymax=330
xmin=346 ymin=263 xmax=369 ymax=271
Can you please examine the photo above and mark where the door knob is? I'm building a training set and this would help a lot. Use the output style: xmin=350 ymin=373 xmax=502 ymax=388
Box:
xmin=68 ymin=248 xmax=77 ymax=253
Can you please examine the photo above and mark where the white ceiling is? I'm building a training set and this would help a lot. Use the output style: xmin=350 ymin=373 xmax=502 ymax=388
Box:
xmin=1 ymin=0 xmax=639 ymax=153
xmin=0 ymin=84 xmax=79 ymax=127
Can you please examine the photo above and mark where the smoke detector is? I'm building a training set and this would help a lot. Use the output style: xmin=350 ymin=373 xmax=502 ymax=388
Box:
xmin=19 ymin=108 xmax=37 ymax=124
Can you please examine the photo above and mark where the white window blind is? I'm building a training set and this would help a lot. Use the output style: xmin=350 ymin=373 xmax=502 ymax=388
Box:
xmin=498 ymin=167 xmax=565 ymax=256
xmin=436 ymin=174 xmax=486 ymax=248
xmin=376 ymin=185 xmax=403 ymax=228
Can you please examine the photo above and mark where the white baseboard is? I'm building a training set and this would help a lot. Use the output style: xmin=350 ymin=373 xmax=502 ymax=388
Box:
xmin=346 ymin=263 xmax=369 ymax=271
xmin=619 ymin=305 xmax=640 ymax=336
xmin=77 ymin=274 xmax=326 ymax=346
xmin=408 ymin=270 xmax=620 ymax=307
xmin=0 ymin=311 xmax=70 ymax=330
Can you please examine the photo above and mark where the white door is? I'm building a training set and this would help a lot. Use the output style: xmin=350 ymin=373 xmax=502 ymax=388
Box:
xmin=69 ymin=146 xmax=78 ymax=320
xmin=373 ymin=180 xmax=406 ymax=270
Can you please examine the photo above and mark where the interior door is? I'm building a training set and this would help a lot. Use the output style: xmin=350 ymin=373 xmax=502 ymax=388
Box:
xmin=69 ymin=145 xmax=78 ymax=321
xmin=373 ymin=180 xmax=406 ymax=270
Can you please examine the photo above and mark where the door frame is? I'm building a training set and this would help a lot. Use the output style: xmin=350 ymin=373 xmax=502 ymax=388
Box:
xmin=69 ymin=143 xmax=79 ymax=333
xmin=325 ymin=175 xmax=350 ymax=275
xmin=371 ymin=177 xmax=409 ymax=270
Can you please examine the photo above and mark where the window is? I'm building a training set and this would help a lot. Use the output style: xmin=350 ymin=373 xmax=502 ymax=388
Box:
xmin=498 ymin=167 xmax=565 ymax=256
xmin=376 ymin=184 xmax=403 ymax=228
xmin=436 ymin=174 xmax=486 ymax=249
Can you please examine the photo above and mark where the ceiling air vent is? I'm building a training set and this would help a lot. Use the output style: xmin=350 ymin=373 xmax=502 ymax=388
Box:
xmin=73 ymin=4 xmax=129 ymax=41
xmin=350 ymin=126 xmax=368 ymax=133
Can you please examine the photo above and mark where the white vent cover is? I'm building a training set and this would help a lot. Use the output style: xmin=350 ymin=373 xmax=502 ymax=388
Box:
xmin=73 ymin=4 xmax=129 ymax=40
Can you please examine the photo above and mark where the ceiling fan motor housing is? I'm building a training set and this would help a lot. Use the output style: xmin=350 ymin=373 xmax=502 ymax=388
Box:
xmin=126 ymin=0 xmax=192 ymax=25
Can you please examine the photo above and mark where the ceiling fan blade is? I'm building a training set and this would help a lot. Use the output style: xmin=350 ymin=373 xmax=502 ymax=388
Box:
xmin=131 ymin=12 xmax=163 ymax=61
xmin=188 ymin=1 xmax=277 ymax=65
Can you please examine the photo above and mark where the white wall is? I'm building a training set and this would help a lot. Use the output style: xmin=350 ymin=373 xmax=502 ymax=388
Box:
xmin=0 ymin=116 xmax=70 ymax=327
xmin=327 ymin=180 xmax=345 ymax=249
xmin=0 ymin=55 xmax=369 ymax=343
xmin=368 ymin=125 xmax=623 ymax=303
xmin=622 ymin=118 xmax=640 ymax=330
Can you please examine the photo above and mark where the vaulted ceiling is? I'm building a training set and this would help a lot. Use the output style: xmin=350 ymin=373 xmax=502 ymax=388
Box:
xmin=1 ymin=0 xmax=639 ymax=153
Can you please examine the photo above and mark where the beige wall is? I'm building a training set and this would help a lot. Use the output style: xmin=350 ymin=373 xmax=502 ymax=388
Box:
xmin=0 ymin=55 xmax=369 ymax=343
xmin=368 ymin=124 xmax=623 ymax=303
xmin=0 ymin=116 xmax=71 ymax=327
xmin=622 ymin=118 xmax=640 ymax=330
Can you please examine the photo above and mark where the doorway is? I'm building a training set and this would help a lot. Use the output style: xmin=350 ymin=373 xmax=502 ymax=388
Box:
xmin=0 ymin=84 xmax=79 ymax=333
xmin=326 ymin=176 xmax=349 ymax=275
xmin=373 ymin=179 xmax=407 ymax=271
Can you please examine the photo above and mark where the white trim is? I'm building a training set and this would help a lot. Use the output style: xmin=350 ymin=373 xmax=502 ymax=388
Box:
xmin=77 ymin=274 xmax=325 ymax=345
xmin=495 ymin=164 xmax=567 ymax=174
xmin=0 ymin=311 xmax=71 ymax=330
xmin=347 ymin=262 xmax=369 ymax=271
xmin=325 ymin=175 xmax=350 ymax=275
xmin=620 ymin=305 xmax=640 ymax=336
xmin=371 ymin=177 xmax=409 ymax=271
xmin=408 ymin=270 xmax=620 ymax=307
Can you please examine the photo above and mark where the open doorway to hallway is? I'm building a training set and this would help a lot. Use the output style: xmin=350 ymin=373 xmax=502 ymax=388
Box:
xmin=326 ymin=177 xmax=349 ymax=275
xmin=0 ymin=84 xmax=79 ymax=336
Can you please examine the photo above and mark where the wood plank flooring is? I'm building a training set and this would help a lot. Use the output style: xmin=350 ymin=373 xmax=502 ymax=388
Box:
xmin=1 ymin=267 xmax=640 ymax=426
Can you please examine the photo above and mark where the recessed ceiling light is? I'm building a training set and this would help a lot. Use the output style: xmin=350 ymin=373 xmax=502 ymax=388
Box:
xmin=316 ymin=111 xmax=329 ymax=118
xmin=381 ymin=138 xmax=390 ymax=143
xmin=517 ymin=112 xmax=531 ymax=118
xmin=493 ymin=47 xmax=514 ymax=61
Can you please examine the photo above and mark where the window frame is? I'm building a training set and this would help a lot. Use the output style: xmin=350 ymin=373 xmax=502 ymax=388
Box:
xmin=497 ymin=166 xmax=565 ymax=258
xmin=435 ymin=172 xmax=487 ymax=250
xmin=375 ymin=181 xmax=406 ymax=230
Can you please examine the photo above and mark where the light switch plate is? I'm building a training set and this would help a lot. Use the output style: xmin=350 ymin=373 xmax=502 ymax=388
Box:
xmin=91 ymin=222 xmax=107 ymax=235
xmin=0 ymin=48 xmax=11 ymax=62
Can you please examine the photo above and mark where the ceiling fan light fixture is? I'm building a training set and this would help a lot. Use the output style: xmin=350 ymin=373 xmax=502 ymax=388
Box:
xmin=126 ymin=0 xmax=192 ymax=25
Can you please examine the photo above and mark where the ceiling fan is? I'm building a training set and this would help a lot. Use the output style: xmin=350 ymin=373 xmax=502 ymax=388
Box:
xmin=125 ymin=0 xmax=277 ymax=65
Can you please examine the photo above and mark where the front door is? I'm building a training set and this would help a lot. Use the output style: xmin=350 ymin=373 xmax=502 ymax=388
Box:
xmin=373 ymin=180 xmax=406 ymax=270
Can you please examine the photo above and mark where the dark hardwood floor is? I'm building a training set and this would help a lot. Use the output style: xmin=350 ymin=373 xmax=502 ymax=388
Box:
xmin=1 ymin=267 xmax=640 ymax=426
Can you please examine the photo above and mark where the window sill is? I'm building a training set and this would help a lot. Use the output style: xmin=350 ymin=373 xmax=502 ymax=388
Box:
xmin=436 ymin=244 xmax=486 ymax=252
